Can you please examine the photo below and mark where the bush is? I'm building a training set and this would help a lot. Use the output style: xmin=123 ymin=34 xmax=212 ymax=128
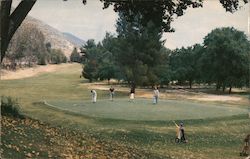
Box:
xmin=49 ymin=49 xmax=67 ymax=64
xmin=1 ymin=96 xmax=24 ymax=118
xmin=37 ymin=53 xmax=48 ymax=65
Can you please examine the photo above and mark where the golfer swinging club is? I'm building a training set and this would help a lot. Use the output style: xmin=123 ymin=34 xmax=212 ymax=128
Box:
xmin=91 ymin=90 xmax=97 ymax=103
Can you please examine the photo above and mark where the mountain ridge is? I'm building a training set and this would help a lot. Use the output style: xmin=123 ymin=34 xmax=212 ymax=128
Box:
xmin=63 ymin=32 xmax=85 ymax=48
xmin=20 ymin=16 xmax=83 ymax=58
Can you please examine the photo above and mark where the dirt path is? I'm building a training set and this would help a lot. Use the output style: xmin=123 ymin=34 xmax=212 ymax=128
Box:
xmin=0 ymin=63 xmax=73 ymax=80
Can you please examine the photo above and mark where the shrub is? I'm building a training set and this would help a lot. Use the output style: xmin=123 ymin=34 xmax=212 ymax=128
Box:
xmin=1 ymin=96 xmax=24 ymax=118
xmin=49 ymin=49 xmax=67 ymax=64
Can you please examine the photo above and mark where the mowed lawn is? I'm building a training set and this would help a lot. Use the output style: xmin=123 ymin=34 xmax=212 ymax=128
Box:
xmin=45 ymin=99 xmax=247 ymax=121
xmin=0 ymin=63 xmax=249 ymax=159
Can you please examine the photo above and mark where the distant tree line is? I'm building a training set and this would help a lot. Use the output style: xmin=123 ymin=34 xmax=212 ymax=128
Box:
xmin=3 ymin=25 xmax=67 ymax=70
xmin=82 ymin=27 xmax=249 ymax=94
xmin=82 ymin=2 xmax=249 ymax=94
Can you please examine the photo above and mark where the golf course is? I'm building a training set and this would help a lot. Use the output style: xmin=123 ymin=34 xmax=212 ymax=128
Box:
xmin=1 ymin=63 xmax=249 ymax=159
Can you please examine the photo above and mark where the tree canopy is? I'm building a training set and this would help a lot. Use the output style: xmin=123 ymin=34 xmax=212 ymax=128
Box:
xmin=201 ymin=27 xmax=250 ymax=93
xmin=1 ymin=0 xmax=248 ymax=63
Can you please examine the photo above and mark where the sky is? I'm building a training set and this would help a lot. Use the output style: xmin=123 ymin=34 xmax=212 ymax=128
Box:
xmin=13 ymin=0 xmax=249 ymax=50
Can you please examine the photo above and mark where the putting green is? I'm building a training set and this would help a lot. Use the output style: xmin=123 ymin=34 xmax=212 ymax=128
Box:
xmin=44 ymin=98 xmax=247 ymax=121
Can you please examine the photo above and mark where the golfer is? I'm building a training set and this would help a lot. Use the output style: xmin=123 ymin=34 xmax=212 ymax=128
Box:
xmin=91 ymin=90 xmax=97 ymax=103
xmin=153 ymin=86 xmax=160 ymax=104
xmin=130 ymin=84 xmax=135 ymax=101
xmin=180 ymin=122 xmax=186 ymax=143
xmin=109 ymin=86 xmax=115 ymax=101
xmin=174 ymin=121 xmax=181 ymax=142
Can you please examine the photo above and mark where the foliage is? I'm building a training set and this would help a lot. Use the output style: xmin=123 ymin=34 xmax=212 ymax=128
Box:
xmin=82 ymin=39 xmax=100 ymax=82
xmin=170 ymin=44 xmax=203 ymax=88
xmin=81 ymin=26 xmax=249 ymax=93
xmin=103 ymin=0 xmax=201 ymax=33
xmin=114 ymin=12 xmax=168 ymax=86
xmin=1 ymin=96 xmax=23 ymax=118
xmin=82 ymin=34 xmax=121 ymax=82
xmin=5 ymin=25 xmax=67 ymax=67
xmin=49 ymin=49 xmax=67 ymax=64
xmin=70 ymin=47 xmax=81 ymax=63
xmin=201 ymin=27 xmax=250 ymax=93
xmin=7 ymin=24 xmax=47 ymax=67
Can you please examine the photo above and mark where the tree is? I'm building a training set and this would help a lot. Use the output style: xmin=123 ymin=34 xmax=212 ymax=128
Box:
xmin=153 ymin=47 xmax=172 ymax=86
xmin=82 ymin=39 xmax=101 ymax=82
xmin=82 ymin=33 xmax=121 ymax=83
xmin=169 ymin=44 xmax=203 ymax=88
xmin=7 ymin=23 xmax=47 ymax=67
xmin=1 ymin=0 xmax=248 ymax=63
xmin=97 ymin=33 xmax=119 ymax=83
xmin=49 ymin=49 xmax=67 ymax=64
xmin=201 ymin=27 xmax=249 ymax=93
xmin=70 ymin=47 xmax=81 ymax=63
xmin=98 ymin=59 xmax=115 ymax=83
xmin=114 ymin=11 xmax=166 ymax=86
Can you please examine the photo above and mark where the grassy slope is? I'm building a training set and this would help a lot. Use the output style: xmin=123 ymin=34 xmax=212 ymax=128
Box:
xmin=0 ymin=63 xmax=249 ymax=159
xmin=1 ymin=116 xmax=160 ymax=159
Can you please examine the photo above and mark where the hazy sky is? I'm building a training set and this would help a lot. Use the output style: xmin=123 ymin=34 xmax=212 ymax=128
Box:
xmin=13 ymin=0 xmax=249 ymax=49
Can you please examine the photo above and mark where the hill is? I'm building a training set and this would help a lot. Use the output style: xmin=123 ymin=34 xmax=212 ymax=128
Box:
xmin=8 ymin=16 xmax=84 ymax=60
xmin=21 ymin=17 xmax=78 ymax=58
xmin=63 ymin=32 xmax=85 ymax=48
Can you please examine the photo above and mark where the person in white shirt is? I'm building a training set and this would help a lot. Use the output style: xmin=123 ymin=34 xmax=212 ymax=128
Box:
xmin=91 ymin=90 xmax=97 ymax=103
xmin=153 ymin=86 xmax=160 ymax=104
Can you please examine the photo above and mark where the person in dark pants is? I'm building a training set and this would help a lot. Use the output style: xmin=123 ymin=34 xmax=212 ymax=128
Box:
xmin=109 ymin=86 xmax=115 ymax=101
xmin=180 ymin=122 xmax=187 ymax=143
xmin=130 ymin=83 xmax=135 ymax=101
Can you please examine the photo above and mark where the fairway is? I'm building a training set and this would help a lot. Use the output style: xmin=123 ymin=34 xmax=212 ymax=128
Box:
xmin=1 ymin=63 xmax=249 ymax=159
xmin=45 ymin=98 xmax=247 ymax=121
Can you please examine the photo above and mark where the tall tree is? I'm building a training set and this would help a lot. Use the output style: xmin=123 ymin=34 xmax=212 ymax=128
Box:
xmin=170 ymin=44 xmax=203 ymax=88
xmin=97 ymin=33 xmax=118 ymax=83
xmin=115 ymin=12 xmax=165 ymax=86
xmin=82 ymin=39 xmax=101 ymax=82
xmin=201 ymin=27 xmax=249 ymax=93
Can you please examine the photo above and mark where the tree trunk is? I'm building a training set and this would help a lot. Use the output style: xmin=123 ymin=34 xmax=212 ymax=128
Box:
xmin=1 ymin=0 xmax=12 ymax=63
xmin=229 ymin=86 xmax=232 ymax=94
xmin=1 ymin=0 xmax=36 ymax=63
xmin=222 ymin=84 xmax=226 ymax=92
xmin=216 ymin=82 xmax=221 ymax=91
xmin=189 ymin=80 xmax=192 ymax=89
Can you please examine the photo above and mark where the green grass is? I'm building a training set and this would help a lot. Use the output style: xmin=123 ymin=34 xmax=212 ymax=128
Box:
xmin=1 ymin=63 xmax=249 ymax=159
xmin=45 ymin=98 xmax=247 ymax=121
